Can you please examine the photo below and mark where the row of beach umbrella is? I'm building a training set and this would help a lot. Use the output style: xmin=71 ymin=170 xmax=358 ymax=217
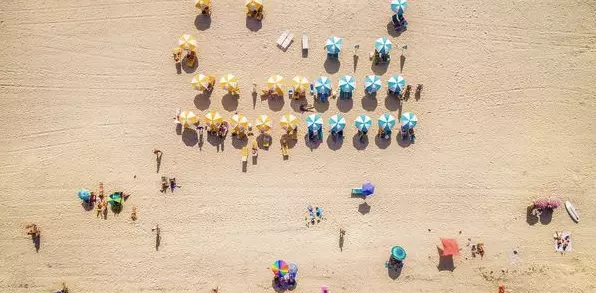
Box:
xmin=191 ymin=74 xmax=406 ymax=94
xmin=177 ymin=111 xmax=418 ymax=133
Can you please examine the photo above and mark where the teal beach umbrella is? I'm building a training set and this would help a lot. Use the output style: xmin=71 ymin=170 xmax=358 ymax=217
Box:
xmin=364 ymin=75 xmax=382 ymax=93
xmin=388 ymin=75 xmax=406 ymax=93
xmin=400 ymin=112 xmax=418 ymax=129
xmin=339 ymin=75 xmax=356 ymax=93
xmin=378 ymin=113 xmax=396 ymax=132
xmin=78 ymin=189 xmax=90 ymax=202
xmin=355 ymin=114 xmax=372 ymax=132
xmin=306 ymin=114 xmax=323 ymax=131
xmin=325 ymin=36 xmax=343 ymax=54
xmin=391 ymin=0 xmax=408 ymax=14
xmin=374 ymin=37 xmax=393 ymax=54
xmin=315 ymin=76 xmax=332 ymax=94
xmin=328 ymin=114 xmax=346 ymax=133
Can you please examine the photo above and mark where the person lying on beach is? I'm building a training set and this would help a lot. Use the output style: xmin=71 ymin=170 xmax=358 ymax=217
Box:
xmin=26 ymin=224 xmax=40 ymax=237
xmin=130 ymin=206 xmax=138 ymax=221
xmin=315 ymin=207 xmax=323 ymax=219
xmin=218 ymin=122 xmax=229 ymax=137
xmin=299 ymin=104 xmax=314 ymax=112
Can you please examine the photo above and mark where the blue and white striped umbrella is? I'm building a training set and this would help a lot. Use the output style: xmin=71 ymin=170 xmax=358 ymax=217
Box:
xmin=355 ymin=114 xmax=372 ymax=132
xmin=378 ymin=113 xmax=396 ymax=132
xmin=388 ymin=75 xmax=406 ymax=93
xmin=400 ymin=112 xmax=418 ymax=129
xmin=328 ymin=114 xmax=346 ymax=133
xmin=325 ymin=36 xmax=343 ymax=54
xmin=391 ymin=0 xmax=408 ymax=14
xmin=374 ymin=37 xmax=393 ymax=54
xmin=306 ymin=114 xmax=323 ymax=131
xmin=339 ymin=75 xmax=356 ymax=93
xmin=364 ymin=75 xmax=382 ymax=93
xmin=315 ymin=76 xmax=332 ymax=94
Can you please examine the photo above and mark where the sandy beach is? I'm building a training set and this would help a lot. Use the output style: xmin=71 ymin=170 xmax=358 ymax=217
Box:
xmin=1 ymin=0 xmax=596 ymax=292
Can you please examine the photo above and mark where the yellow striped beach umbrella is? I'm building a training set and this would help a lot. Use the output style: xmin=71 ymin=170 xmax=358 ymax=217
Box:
xmin=255 ymin=114 xmax=272 ymax=132
xmin=178 ymin=34 xmax=198 ymax=51
xmin=205 ymin=110 xmax=223 ymax=126
xmin=179 ymin=111 xmax=198 ymax=128
xmin=267 ymin=75 xmax=284 ymax=95
xmin=231 ymin=113 xmax=249 ymax=132
xmin=245 ymin=0 xmax=263 ymax=12
xmin=293 ymin=76 xmax=310 ymax=93
xmin=280 ymin=113 xmax=298 ymax=132
xmin=191 ymin=74 xmax=212 ymax=90
xmin=194 ymin=0 xmax=211 ymax=9
xmin=220 ymin=74 xmax=239 ymax=92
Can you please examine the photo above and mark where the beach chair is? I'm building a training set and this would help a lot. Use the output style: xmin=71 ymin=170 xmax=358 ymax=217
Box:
xmin=309 ymin=84 xmax=316 ymax=96
xmin=251 ymin=140 xmax=258 ymax=157
xmin=288 ymin=88 xmax=294 ymax=98
xmin=302 ymin=34 xmax=308 ymax=51
xmin=351 ymin=188 xmax=364 ymax=195
xmin=277 ymin=31 xmax=289 ymax=48
xmin=291 ymin=128 xmax=298 ymax=140
xmin=281 ymin=144 xmax=289 ymax=157
xmin=241 ymin=147 xmax=248 ymax=162
xmin=281 ymin=33 xmax=294 ymax=50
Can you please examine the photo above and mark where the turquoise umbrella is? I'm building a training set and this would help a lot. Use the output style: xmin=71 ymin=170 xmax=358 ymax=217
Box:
xmin=400 ymin=112 xmax=418 ymax=129
xmin=108 ymin=193 xmax=122 ymax=205
xmin=391 ymin=246 xmax=407 ymax=261
xmin=325 ymin=36 xmax=343 ymax=54
xmin=355 ymin=114 xmax=372 ymax=132
xmin=315 ymin=76 xmax=332 ymax=94
xmin=328 ymin=114 xmax=346 ymax=133
xmin=364 ymin=75 xmax=382 ymax=93
xmin=374 ymin=37 xmax=393 ymax=54
xmin=78 ymin=189 xmax=90 ymax=202
xmin=339 ymin=75 xmax=356 ymax=93
xmin=391 ymin=0 xmax=408 ymax=14
xmin=378 ymin=113 xmax=396 ymax=132
xmin=306 ymin=114 xmax=323 ymax=131
xmin=388 ymin=75 xmax=406 ymax=93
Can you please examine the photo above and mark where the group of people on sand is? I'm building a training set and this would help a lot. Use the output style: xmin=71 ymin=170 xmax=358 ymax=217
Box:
xmin=400 ymin=126 xmax=416 ymax=141
xmin=305 ymin=205 xmax=324 ymax=226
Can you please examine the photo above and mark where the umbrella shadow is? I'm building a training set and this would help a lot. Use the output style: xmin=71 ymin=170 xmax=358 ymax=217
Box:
xmin=352 ymin=133 xmax=369 ymax=150
xmin=353 ymin=55 xmax=359 ymax=72
xmin=397 ymin=135 xmax=414 ymax=148
xmin=326 ymin=134 xmax=343 ymax=150
xmin=371 ymin=62 xmax=389 ymax=75
xmin=246 ymin=17 xmax=262 ymax=32
xmin=539 ymin=209 xmax=554 ymax=225
xmin=314 ymin=99 xmax=330 ymax=113
xmin=81 ymin=201 xmax=94 ymax=211
xmin=182 ymin=58 xmax=198 ymax=73
xmin=176 ymin=124 xmax=182 ymax=135
xmin=155 ymin=233 xmax=161 ymax=251
xmin=207 ymin=134 xmax=225 ymax=152
xmin=282 ymin=134 xmax=298 ymax=149
xmin=194 ymin=92 xmax=212 ymax=110
xmin=182 ymin=128 xmax=198 ymax=147
xmin=324 ymin=59 xmax=340 ymax=74
xmin=290 ymin=99 xmax=304 ymax=113
xmin=267 ymin=96 xmax=285 ymax=112
xmin=304 ymin=134 xmax=322 ymax=150
xmin=362 ymin=94 xmax=378 ymax=111
xmin=400 ymin=55 xmax=406 ymax=73
xmin=358 ymin=202 xmax=371 ymax=215
xmin=231 ymin=135 xmax=248 ymax=149
xmin=375 ymin=135 xmax=392 ymax=149
xmin=31 ymin=234 xmax=41 ymax=252
xmin=194 ymin=14 xmax=211 ymax=31
xmin=337 ymin=98 xmax=353 ymax=113
xmin=256 ymin=133 xmax=272 ymax=149
xmin=111 ymin=204 xmax=122 ymax=215
xmin=386 ymin=22 xmax=403 ymax=38
xmin=436 ymin=248 xmax=455 ymax=271
xmin=222 ymin=93 xmax=239 ymax=111
xmin=387 ymin=262 xmax=403 ymax=280
xmin=384 ymin=95 xmax=402 ymax=111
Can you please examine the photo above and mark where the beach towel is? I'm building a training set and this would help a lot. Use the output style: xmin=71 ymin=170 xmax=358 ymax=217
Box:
xmin=554 ymin=232 xmax=572 ymax=252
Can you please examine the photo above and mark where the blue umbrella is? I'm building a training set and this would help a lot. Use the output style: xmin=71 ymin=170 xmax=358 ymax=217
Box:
xmin=355 ymin=114 xmax=372 ymax=132
xmin=391 ymin=246 xmax=407 ymax=261
xmin=78 ymin=189 xmax=90 ymax=202
xmin=306 ymin=114 xmax=323 ymax=131
xmin=374 ymin=37 xmax=393 ymax=54
xmin=400 ymin=112 xmax=418 ymax=129
xmin=378 ymin=113 xmax=396 ymax=132
xmin=388 ymin=75 xmax=406 ymax=93
xmin=328 ymin=114 xmax=346 ymax=133
xmin=364 ymin=75 xmax=382 ymax=93
xmin=325 ymin=36 xmax=343 ymax=54
xmin=315 ymin=76 xmax=332 ymax=94
xmin=339 ymin=75 xmax=356 ymax=93
xmin=391 ymin=0 xmax=408 ymax=15
xmin=362 ymin=182 xmax=375 ymax=196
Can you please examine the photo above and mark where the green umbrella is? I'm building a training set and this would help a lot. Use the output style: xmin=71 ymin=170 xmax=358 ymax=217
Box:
xmin=108 ymin=193 xmax=122 ymax=205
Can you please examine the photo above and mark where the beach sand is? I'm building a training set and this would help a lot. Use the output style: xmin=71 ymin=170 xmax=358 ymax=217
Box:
xmin=1 ymin=0 xmax=596 ymax=292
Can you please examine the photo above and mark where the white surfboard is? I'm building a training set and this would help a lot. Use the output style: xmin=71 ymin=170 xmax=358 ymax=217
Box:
xmin=565 ymin=201 xmax=579 ymax=223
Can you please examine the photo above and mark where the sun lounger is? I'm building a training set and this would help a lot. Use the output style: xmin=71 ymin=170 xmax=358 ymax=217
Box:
xmin=277 ymin=31 xmax=290 ymax=48
xmin=352 ymin=188 xmax=364 ymax=195
xmin=263 ymin=135 xmax=271 ymax=148
xmin=302 ymin=34 xmax=308 ymax=51
xmin=252 ymin=140 xmax=258 ymax=157
xmin=281 ymin=33 xmax=294 ymax=50
xmin=281 ymin=144 xmax=289 ymax=157
xmin=309 ymin=84 xmax=316 ymax=96
xmin=242 ymin=147 xmax=248 ymax=162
